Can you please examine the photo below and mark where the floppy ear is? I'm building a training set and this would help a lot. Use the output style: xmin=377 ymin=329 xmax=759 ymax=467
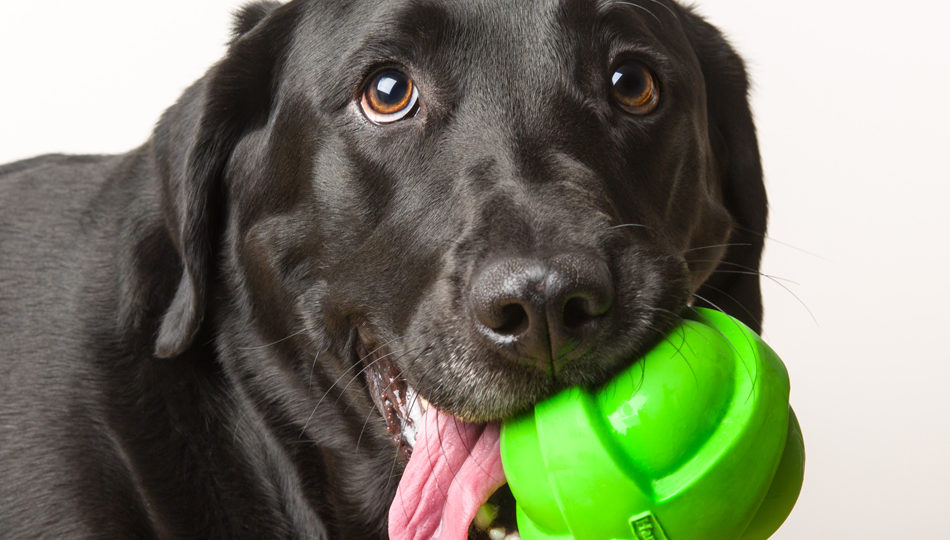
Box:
xmin=680 ymin=8 xmax=769 ymax=333
xmin=152 ymin=1 xmax=293 ymax=358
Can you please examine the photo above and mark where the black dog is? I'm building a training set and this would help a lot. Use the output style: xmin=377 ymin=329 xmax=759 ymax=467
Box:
xmin=0 ymin=1 xmax=766 ymax=538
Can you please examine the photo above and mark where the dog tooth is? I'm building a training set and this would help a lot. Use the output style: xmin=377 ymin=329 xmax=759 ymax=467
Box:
xmin=488 ymin=528 xmax=506 ymax=540
xmin=504 ymin=532 xmax=521 ymax=540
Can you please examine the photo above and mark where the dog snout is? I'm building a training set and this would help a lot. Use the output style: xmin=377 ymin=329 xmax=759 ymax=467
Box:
xmin=469 ymin=254 xmax=613 ymax=373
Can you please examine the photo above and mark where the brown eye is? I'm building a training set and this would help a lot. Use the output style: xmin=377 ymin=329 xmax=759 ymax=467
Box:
xmin=610 ymin=61 xmax=659 ymax=114
xmin=360 ymin=69 xmax=419 ymax=124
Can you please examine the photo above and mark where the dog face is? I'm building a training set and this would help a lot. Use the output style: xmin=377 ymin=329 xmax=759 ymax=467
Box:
xmin=319 ymin=3 xmax=725 ymax=422
xmin=149 ymin=0 xmax=765 ymax=535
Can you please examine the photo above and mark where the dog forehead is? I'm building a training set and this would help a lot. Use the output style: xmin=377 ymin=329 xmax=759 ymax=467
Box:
xmin=327 ymin=0 xmax=677 ymax=67
xmin=330 ymin=0 xmax=686 ymax=102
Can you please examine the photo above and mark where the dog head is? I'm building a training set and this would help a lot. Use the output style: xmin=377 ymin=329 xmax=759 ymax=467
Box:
xmin=149 ymin=0 xmax=766 ymax=536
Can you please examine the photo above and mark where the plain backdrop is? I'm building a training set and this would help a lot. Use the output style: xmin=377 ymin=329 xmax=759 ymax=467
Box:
xmin=1 ymin=1 xmax=948 ymax=538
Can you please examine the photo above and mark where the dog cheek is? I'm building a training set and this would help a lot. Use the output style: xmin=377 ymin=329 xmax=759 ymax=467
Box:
xmin=684 ymin=198 xmax=734 ymax=292
xmin=234 ymin=214 xmax=320 ymax=329
xmin=614 ymin=247 xmax=690 ymax=335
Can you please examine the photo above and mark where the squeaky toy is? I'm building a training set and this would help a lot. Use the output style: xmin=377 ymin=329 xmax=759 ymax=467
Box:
xmin=499 ymin=308 xmax=804 ymax=540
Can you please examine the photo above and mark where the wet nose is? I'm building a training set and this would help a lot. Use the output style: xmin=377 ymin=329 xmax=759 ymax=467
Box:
xmin=469 ymin=254 xmax=613 ymax=372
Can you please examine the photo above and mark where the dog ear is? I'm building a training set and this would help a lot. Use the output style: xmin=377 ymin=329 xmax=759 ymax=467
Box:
xmin=231 ymin=1 xmax=283 ymax=40
xmin=680 ymin=8 xmax=769 ymax=333
xmin=152 ymin=2 xmax=293 ymax=358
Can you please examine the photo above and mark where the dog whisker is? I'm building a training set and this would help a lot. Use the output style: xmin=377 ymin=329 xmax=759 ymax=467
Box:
xmin=235 ymin=328 xmax=309 ymax=351
xmin=605 ymin=222 xmax=650 ymax=231
xmin=701 ymin=267 xmax=818 ymax=325
xmin=708 ymin=268 xmax=800 ymax=287
xmin=639 ymin=0 xmax=680 ymax=21
xmin=693 ymin=280 xmax=760 ymax=326
xmin=299 ymin=336 xmax=408 ymax=439
xmin=686 ymin=258 xmax=802 ymax=286
xmin=682 ymin=242 xmax=753 ymax=254
xmin=661 ymin=321 xmax=699 ymax=382
xmin=332 ymin=346 xmax=412 ymax=407
xmin=759 ymin=274 xmax=819 ymax=326
xmin=642 ymin=306 xmax=696 ymax=377
xmin=307 ymin=346 xmax=326 ymax=393
xmin=610 ymin=1 xmax=663 ymax=25
xmin=764 ymin=235 xmax=830 ymax=261
xmin=689 ymin=295 xmax=758 ymax=393
xmin=730 ymin=223 xmax=830 ymax=261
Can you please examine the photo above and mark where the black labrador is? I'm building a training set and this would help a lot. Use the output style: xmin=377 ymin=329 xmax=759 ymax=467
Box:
xmin=0 ymin=0 xmax=767 ymax=538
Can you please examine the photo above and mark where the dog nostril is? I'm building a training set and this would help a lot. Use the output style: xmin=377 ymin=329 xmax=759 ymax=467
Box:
xmin=494 ymin=303 xmax=530 ymax=336
xmin=470 ymin=255 xmax=613 ymax=372
xmin=562 ymin=296 xmax=597 ymax=330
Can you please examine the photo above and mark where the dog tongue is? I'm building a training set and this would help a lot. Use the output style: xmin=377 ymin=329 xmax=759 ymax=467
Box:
xmin=389 ymin=407 xmax=506 ymax=539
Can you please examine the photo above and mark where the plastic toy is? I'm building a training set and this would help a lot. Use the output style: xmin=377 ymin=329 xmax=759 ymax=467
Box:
xmin=499 ymin=308 xmax=804 ymax=540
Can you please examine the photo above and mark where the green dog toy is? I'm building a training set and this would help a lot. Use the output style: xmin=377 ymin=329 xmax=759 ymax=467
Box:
xmin=499 ymin=308 xmax=804 ymax=540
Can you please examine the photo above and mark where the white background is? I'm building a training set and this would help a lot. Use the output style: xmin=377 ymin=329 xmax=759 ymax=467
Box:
xmin=1 ymin=1 xmax=948 ymax=538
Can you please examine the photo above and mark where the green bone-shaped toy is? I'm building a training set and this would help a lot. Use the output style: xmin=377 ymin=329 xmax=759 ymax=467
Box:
xmin=499 ymin=308 xmax=804 ymax=540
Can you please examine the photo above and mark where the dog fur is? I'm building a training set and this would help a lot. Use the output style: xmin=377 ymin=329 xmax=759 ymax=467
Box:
xmin=0 ymin=1 xmax=766 ymax=537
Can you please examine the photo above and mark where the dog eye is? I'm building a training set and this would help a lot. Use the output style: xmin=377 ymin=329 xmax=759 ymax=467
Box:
xmin=610 ymin=61 xmax=659 ymax=114
xmin=360 ymin=69 xmax=419 ymax=124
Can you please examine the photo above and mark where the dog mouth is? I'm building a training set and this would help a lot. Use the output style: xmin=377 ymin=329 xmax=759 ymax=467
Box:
xmin=357 ymin=333 xmax=521 ymax=539
xmin=358 ymin=336 xmax=428 ymax=461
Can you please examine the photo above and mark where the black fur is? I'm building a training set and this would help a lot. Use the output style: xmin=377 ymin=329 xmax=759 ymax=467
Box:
xmin=0 ymin=1 xmax=767 ymax=537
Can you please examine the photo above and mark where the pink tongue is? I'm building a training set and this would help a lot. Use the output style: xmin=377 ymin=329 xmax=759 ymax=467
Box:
xmin=389 ymin=407 xmax=506 ymax=539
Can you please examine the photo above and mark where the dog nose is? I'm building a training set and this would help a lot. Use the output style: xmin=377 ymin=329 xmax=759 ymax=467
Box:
xmin=469 ymin=254 xmax=613 ymax=372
